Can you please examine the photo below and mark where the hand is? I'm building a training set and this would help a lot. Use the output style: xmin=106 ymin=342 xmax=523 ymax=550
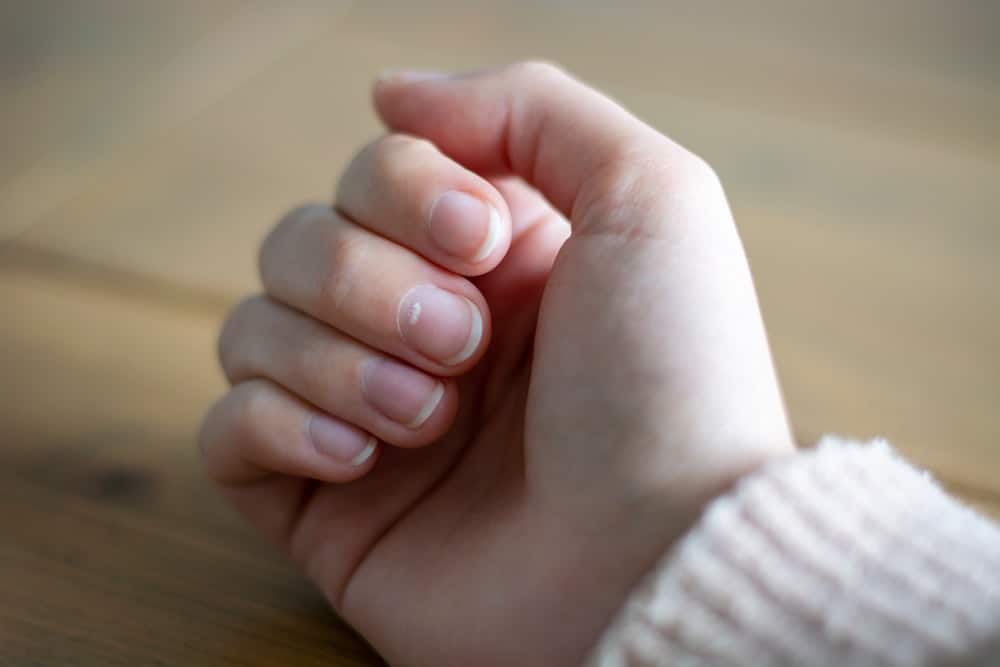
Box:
xmin=199 ymin=62 xmax=794 ymax=667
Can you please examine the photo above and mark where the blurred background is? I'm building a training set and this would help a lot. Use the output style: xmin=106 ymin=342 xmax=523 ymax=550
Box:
xmin=2 ymin=1 xmax=998 ymax=664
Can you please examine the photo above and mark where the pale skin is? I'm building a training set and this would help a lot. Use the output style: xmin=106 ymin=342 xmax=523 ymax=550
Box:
xmin=199 ymin=63 xmax=795 ymax=666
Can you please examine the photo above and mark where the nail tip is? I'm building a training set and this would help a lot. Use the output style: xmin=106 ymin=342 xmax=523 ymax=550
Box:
xmin=350 ymin=437 xmax=378 ymax=466
xmin=470 ymin=205 xmax=501 ymax=263
xmin=442 ymin=301 xmax=483 ymax=366
xmin=407 ymin=382 xmax=445 ymax=429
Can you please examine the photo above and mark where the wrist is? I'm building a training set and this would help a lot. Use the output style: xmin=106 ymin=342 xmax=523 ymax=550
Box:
xmin=651 ymin=429 xmax=797 ymax=552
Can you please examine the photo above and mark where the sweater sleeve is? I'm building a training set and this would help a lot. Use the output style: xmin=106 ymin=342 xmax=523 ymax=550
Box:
xmin=585 ymin=436 xmax=1000 ymax=667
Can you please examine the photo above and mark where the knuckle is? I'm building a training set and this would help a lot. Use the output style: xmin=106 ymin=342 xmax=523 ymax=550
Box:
xmin=577 ymin=141 xmax=724 ymax=237
xmin=291 ymin=338 xmax=333 ymax=407
xmin=669 ymin=149 xmax=721 ymax=192
xmin=627 ymin=144 xmax=721 ymax=204
xmin=198 ymin=381 xmax=269 ymax=472
xmin=217 ymin=295 xmax=267 ymax=381
xmin=229 ymin=380 xmax=272 ymax=448
xmin=575 ymin=144 xmax=653 ymax=215
xmin=196 ymin=397 xmax=225 ymax=460
xmin=260 ymin=203 xmax=329 ymax=276
xmin=508 ymin=60 xmax=568 ymax=85
xmin=339 ymin=134 xmax=437 ymax=205
xmin=318 ymin=225 xmax=366 ymax=314
xmin=279 ymin=202 xmax=328 ymax=227
xmin=370 ymin=134 xmax=436 ymax=173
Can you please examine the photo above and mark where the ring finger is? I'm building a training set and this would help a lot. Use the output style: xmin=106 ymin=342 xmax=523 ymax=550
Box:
xmin=219 ymin=295 xmax=458 ymax=448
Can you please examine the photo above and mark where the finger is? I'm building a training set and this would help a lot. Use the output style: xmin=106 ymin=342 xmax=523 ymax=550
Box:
xmin=199 ymin=379 xmax=378 ymax=486
xmin=218 ymin=296 xmax=458 ymax=448
xmin=490 ymin=175 xmax=569 ymax=240
xmin=374 ymin=63 xmax=724 ymax=240
xmin=336 ymin=133 xmax=511 ymax=275
xmin=474 ymin=176 xmax=569 ymax=318
xmin=259 ymin=203 xmax=490 ymax=375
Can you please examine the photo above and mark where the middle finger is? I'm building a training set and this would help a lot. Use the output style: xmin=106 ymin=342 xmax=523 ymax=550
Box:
xmin=259 ymin=203 xmax=490 ymax=376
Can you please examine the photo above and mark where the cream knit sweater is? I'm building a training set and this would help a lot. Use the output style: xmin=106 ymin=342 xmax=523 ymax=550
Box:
xmin=587 ymin=437 xmax=1000 ymax=666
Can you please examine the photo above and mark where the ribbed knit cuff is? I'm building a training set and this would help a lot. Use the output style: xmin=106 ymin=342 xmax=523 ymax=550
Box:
xmin=586 ymin=437 xmax=1000 ymax=667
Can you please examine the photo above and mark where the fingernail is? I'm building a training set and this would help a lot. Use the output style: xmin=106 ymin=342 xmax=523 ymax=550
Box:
xmin=398 ymin=285 xmax=483 ymax=365
xmin=377 ymin=69 xmax=448 ymax=84
xmin=362 ymin=358 xmax=445 ymax=429
xmin=308 ymin=415 xmax=377 ymax=466
xmin=427 ymin=191 xmax=500 ymax=263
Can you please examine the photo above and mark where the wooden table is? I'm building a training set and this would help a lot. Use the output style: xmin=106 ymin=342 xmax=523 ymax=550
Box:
xmin=2 ymin=2 xmax=998 ymax=664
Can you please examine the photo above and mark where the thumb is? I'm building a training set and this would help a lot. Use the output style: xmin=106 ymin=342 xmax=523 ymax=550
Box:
xmin=373 ymin=62 xmax=712 ymax=235
xmin=377 ymin=63 xmax=790 ymax=511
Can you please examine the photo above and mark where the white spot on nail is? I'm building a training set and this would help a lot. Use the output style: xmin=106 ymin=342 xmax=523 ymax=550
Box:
xmin=407 ymin=301 xmax=422 ymax=326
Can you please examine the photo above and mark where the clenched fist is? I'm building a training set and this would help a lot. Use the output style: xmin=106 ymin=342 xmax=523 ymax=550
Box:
xmin=200 ymin=63 xmax=793 ymax=667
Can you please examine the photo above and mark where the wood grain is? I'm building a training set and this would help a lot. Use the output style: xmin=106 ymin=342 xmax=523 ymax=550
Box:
xmin=0 ymin=258 xmax=381 ymax=665
xmin=1 ymin=2 xmax=998 ymax=664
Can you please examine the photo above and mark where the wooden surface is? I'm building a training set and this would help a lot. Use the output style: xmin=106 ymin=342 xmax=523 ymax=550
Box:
xmin=2 ymin=2 xmax=998 ymax=664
